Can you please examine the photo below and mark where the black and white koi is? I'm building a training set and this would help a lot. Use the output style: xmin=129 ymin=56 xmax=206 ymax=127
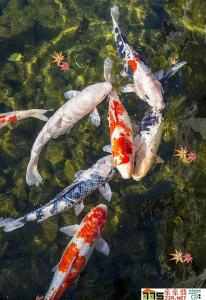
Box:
xmin=111 ymin=5 xmax=186 ymax=111
xmin=0 ymin=155 xmax=115 ymax=232
xmin=132 ymin=108 xmax=163 ymax=181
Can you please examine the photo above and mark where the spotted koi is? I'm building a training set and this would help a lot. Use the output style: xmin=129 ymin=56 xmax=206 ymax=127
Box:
xmin=0 ymin=155 xmax=115 ymax=232
xmin=132 ymin=108 xmax=163 ymax=181
xmin=0 ymin=109 xmax=50 ymax=129
xmin=111 ymin=5 xmax=165 ymax=112
xmin=38 ymin=204 xmax=109 ymax=300
xmin=108 ymin=89 xmax=134 ymax=179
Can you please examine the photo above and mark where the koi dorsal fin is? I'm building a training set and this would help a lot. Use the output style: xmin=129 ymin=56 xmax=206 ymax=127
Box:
xmin=99 ymin=183 xmax=112 ymax=202
xmin=74 ymin=202 xmax=84 ymax=216
xmin=60 ymin=224 xmax=80 ymax=236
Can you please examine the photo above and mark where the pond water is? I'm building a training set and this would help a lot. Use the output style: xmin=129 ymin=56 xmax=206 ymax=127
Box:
xmin=0 ymin=0 xmax=206 ymax=299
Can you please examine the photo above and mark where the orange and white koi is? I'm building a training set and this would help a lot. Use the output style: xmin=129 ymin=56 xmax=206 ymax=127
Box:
xmin=107 ymin=88 xmax=134 ymax=179
xmin=38 ymin=204 xmax=109 ymax=300
xmin=0 ymin=109 xmax=50 ymax=129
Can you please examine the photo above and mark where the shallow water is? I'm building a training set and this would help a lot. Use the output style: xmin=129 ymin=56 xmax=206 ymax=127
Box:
xmin=0 ymin=0 xmax=206 ymax=299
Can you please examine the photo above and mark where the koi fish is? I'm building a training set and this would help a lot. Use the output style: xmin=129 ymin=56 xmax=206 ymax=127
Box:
xmin=107 ymin=88 xmax=134 ymax=179
xmin=0 ymin=109 xmax=50 ymax=128
xmin=110 ymin=5 xmax=164 ymax=111
xmin=26 ymin=60 xmax=113 ymax=186
xmin=132 ymin=108 xmax=163 ymax=181
xmin=0 ymin=155 xmax=115 ymax=232
xmin=111 ymin=6 xmax=187 ymax=111
xmin=37 ymin=204 xmax=109 ymax=300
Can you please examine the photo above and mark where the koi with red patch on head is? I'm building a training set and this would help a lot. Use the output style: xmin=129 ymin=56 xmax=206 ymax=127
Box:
xmin=42 ymin=204 xmax=109 ymax=300
xmin=111 ymin=5 xmax=165 ymax=112
xmin=108 ymin=89 xmax=134 ymax=179
xmin=0 ymin=109 xmax=50 ymax=129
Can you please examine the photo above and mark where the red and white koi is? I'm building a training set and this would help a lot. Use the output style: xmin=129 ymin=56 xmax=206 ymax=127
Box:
xmin=0 ymin=109 xmax=50 ymax=129
xmin=38 ymin=204 xmax=109 ymax=300
xmin=110 ymin=5 xmax=164 ymax=112
xmin=111 ymin=6 xmax=186 ymax=112
xmin=108 ymin=88 xmax=134 ymax=179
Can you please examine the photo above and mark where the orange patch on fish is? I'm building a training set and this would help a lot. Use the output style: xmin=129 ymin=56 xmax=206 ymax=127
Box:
xmin=112 ymin=135 xmax=133 ymax=165
xmin=128 ymin=59 xmax=137 ymax=72
xmin=77 ymin=208 xmax=106 ymax=244
xmin=113 ymin=99 xmax=125 ymax=115
xmin=71 ymin=256 xmax=86 ymax=277
xmin=109 ymin=111 xmax=116 ymax=136
xmin=109 ymin=98 xmax=133 ymax=168
xmin=58 ymin=242 xmax=79 ymax=273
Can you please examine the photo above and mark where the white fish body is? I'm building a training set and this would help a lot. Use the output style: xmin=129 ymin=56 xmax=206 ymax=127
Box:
xmin=132 ymin=109 xmax=163 ymax=181
xmin=26 ymin=81 xmax=112 ymax=186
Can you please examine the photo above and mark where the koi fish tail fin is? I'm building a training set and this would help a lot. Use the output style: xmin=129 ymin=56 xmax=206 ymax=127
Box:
xmin=111 ymin=5 xmax=120 ymax=24
xmin=26 ymin=159 xmax=43 ymax=186
xmin=28 ymin=109 xmax=53 ymax=122
xmin=0 ymin=217 xmax=26 ymax=232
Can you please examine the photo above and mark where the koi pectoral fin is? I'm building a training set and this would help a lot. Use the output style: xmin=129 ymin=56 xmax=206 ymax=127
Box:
xmin=89 ymin=108 xmax=100 ymax=126
xmin=74 ymin=202 xmax=84 ymax=216
xmin=99 ymin=183 xmax=112 ymax=201
xmin=155 ymin=69 xmax=164 ymax=81
xmin=64 ymin=90 xmax=80 ymax=100
xmin=103 ymin=144 xmax=112 ymax=153
xmin=161 ymin=61 xmax=187 ymax=82
xmin=120 ymin=69 xmax=127 ymax=77
xmin=52 ymin=264 xmax=59 ymax=272
xmin=120 ymin=84 xmax=135 ymax=93
xmin=60 ymin=224 xmax=80 ymax=236
xmin=95 ymin=237 xmax=110 ymax=256
xmin=155 ymin=155 xmax=164 ymax=164
xmin=104 ymin=57 xmax=115 ymax=83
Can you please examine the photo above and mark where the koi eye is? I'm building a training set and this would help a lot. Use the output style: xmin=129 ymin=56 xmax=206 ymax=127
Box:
xmin=145 ymin=94 xmax=149 ymax=99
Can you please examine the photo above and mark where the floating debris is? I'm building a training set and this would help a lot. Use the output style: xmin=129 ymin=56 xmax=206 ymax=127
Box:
xmin=59 ymin=61 xmax=69 ymax=72
xmin=51 ymin=51 xmax=65 ymax=66
xmin=174 ymin=146 xmax=188 ymax=160
xmin=170 ymin=250 xmax=184 ymax=264
xmin=183 ymin=253 xmax=193 ymax=264
xmin=7 ymin=53 xmax=22 ymax=62
xmin=170 ymin=250 xmax=193 ymax=264
xmin=187 ymin=151 xmax=197 ymax=162
xmin=174 ymin=147 xmax=197 ymax=163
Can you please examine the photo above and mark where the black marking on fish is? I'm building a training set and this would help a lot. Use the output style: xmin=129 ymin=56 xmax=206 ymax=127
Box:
xmin=127 ymin=67 xmax=134 ymax=80
xmin=23 ymin=172 xmax=114 ymax=224
xmin=140 ymin=109 xmax=159 ymax=133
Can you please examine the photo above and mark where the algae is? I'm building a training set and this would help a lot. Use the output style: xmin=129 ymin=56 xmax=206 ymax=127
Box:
xmin=0 ymin=0 xmax=206 ymax=299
